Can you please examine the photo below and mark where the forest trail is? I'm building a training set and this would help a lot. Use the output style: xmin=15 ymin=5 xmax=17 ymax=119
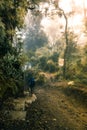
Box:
xmin=26 ymin=84 xmax=87 ymax=130
xmin=0 ymin=82 xmax=87 ymax=130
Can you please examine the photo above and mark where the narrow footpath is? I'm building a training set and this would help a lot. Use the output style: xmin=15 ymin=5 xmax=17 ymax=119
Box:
xmin=0 ymin=83 xmax=87 ymax=130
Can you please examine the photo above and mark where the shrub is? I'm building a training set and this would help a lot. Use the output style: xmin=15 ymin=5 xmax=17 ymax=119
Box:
xmin=45 ymin=60 xmax=58 ymax=73
xmin=36 ymin=74 xmax=46 ymax=85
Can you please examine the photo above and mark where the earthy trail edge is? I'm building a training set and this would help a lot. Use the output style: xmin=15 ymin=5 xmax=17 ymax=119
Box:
xmin=0 ymin=83 xmax=87 ymax=130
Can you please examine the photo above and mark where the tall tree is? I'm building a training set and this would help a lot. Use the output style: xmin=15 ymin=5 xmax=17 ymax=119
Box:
xmin=0 ymin=0 xmax=28 ymax=57
xmin=51 ymin=0 xmax=68 ymax=79
xmin=0 ymin=0 xmax=29 ymax=99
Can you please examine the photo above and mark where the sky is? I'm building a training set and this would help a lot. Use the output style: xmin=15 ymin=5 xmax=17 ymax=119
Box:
xmin=40 ymin=0 xmax=87 ymax=46
xmin=25 ymin=0 xmax=87 ymax=47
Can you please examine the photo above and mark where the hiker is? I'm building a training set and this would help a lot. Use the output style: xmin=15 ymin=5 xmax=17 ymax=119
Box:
xmin=29 ymin=77 xmax=35 ymax=96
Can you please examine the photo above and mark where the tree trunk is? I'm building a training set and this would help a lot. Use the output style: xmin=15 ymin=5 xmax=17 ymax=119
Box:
xmin=58 ymin=7 xmax=68 ymax=79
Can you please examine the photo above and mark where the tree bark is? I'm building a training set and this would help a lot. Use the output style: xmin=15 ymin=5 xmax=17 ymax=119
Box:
xmin=58 ymin=7 xmax=68 ymax=79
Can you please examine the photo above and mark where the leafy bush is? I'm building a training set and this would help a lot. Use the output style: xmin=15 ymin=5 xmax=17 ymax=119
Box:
xmin=45 ymin=60 xmax=58 ymax=73
xmin=0 ymin=53 xmax=24 ymax=100
xmin=75 ymin=73 xmax=87 ymax=84
xmin=49 ymin=52 xmax=59 ymax=63
xmin=38 ymin=56 xmax=47 ymax=70
xmin=36 ymin=74 xmax=46 ymax=85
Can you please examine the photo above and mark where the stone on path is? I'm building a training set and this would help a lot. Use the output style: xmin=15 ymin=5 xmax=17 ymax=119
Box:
xmin=6 ymin=92 xmax=37 ymax=120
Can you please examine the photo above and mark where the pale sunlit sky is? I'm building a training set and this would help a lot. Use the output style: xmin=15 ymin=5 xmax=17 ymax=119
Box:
xmin=40 ymin=0 xmax=87 ymax=46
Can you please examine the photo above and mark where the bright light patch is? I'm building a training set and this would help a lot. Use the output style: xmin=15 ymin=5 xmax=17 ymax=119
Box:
xmin=59 ymin=0 xmax=72 ymax=13
xmin=85 ymin=0 xmax=87 ymax=8
xmin=41 ymin=17 xmax=51 ymax=27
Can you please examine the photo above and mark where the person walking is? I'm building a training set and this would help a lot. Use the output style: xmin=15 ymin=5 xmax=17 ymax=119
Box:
xmin=29 ymin=77 xmax=35 ymax=96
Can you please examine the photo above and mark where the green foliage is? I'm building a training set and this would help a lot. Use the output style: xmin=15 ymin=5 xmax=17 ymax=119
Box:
xmin=36 ymin=73 xmax=46 ymax=85
xmin=0 ymin=53 xmax=24 ymax=99
xmin=73 ymin=44 xmax=87 ymax=84
xmin=37 ymin=52 xmax=59 ymax=73
xmin=24 ymin=19 xmax=48 ymax=51
xmin=75 ymin=70 xmax=87 ymax=84
xmin=63 ymin=31 xmax=78 ymax=79
xmin=64 ymin=42 xmax=87 ymax=84
xmin=0 ymin=0 xmax=28 ymax=101
xmin=49 ymin=52 xmax=59 ymax=63
xmin=66 ymin=32 xmax=77 ymax=61
xmin=0 ymin=19 xmax=5 ymax=43
xmin=26 ymin=45 xmax=59 ymax=74
xmin=45 ymin=60 xmax=58 ymax=73
xmin=39 ymin=56 xmax=47 ymax=69
xmin=0 ymin=0 xmax=28 ymax=56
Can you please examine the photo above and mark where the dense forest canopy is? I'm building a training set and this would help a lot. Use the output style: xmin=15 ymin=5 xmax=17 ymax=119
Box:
xmin=0 ymin=0 xmax=87 ymax=101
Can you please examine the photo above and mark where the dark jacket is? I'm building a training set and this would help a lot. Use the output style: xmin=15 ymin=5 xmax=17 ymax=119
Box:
xmin=29 ymin=77 xmax=35 ymax=88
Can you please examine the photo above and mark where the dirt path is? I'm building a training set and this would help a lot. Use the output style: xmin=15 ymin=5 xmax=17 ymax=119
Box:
xmin=0 ymin=83 xmax=87 ymax=130
xmin=26 ymin=86 xmax=87 ymax=130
